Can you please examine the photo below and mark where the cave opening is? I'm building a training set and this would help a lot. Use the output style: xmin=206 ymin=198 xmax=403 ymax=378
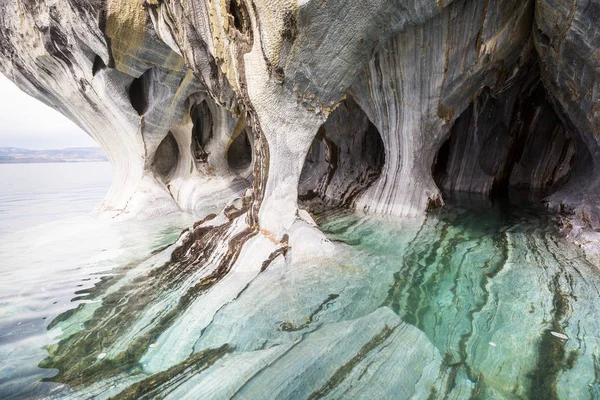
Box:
xmin=433 ymin=70 xmax=575 ymax=201
xmin=92 ymin=55 xmax=106 ymax=76
xmin=128 ymin=69 xmax=151 ymax=116
xmin=191 ymin=100 xmax=213 ymax=163
xmin=432 ymin=136 xmax=450 ymax=184
xmin=153 ymin=131 xmax=179 ymax=178
xmin=227 ymin=128 xmax=253 ymax=171
xmin=298 ymin=97 xmax=385 ymax=213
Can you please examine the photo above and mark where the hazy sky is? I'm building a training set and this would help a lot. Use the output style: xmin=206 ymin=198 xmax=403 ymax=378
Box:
xmin=0 ymin=73 xmax=98 ymax=149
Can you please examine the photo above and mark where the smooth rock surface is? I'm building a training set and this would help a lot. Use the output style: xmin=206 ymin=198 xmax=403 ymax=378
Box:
xmin=22 ymin=196 xmax=600 ymax=399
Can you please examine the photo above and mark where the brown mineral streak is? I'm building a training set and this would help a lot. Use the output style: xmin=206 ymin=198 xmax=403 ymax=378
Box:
xmin=106 ymin=0 xmax=147 ymax=71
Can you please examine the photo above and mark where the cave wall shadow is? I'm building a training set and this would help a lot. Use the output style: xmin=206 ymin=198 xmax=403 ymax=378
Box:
xmin=298 ymin=97 xmax=384 ymax=214
xmin=433 ymin=61 xmax=581 ymax=205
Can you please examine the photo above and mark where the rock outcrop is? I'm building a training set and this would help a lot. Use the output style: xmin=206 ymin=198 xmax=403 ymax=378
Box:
xmin=1 ymin=0 xmax=598 ymax=234
xmin=2 ymin=0 xmax=600 ymax=397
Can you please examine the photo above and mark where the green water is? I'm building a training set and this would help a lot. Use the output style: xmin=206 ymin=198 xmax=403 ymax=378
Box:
xmin=318 ymin=195 xmax=600 ymax=399
xmin=2 ymin=189 xmax=600 ymax=399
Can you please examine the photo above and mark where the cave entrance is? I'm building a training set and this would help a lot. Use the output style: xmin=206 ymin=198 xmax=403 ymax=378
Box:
xmin=188 ymin=97 xmax=253 ymax=173
xmin=92 ymin=55 xmax=106 ymax=76
xmin=227 ymin=127 xmax=253 ymax=171
xmin=153 ymin=131 xmax=179 ymax=179
xmin=191 ymin=100 xmax=213 ymax=163
xmin=432 ymin=136 xmax=451 ymax=184
xmin=128 ymin=69 xmax=152 ymax=116
xmin=298 ymin=97 xmax=385 ymax=213
xmin=433 ymin=72 xmax=574 ymax=200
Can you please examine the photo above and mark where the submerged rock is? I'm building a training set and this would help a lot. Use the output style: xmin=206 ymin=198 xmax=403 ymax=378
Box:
xmin=8 ymin=197 xmax=597 ymax=399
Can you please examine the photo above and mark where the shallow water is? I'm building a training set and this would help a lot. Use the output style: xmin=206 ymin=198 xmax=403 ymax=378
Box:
xmin=318 ymin=196 xmax=600 ymax=399
xmin=1 ymin=163 xmax=600 ymax=399
xmin=0 ymin=163 xmax=196 ymax=398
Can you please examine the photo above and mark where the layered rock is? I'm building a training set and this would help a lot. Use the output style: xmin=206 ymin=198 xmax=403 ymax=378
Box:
xmin=3 ymin=0 xmax=598 ymax=233
xmin=529 ymin=0 xmax=600 ymax=260
xmin=0 ymin=0 xmax=251 ymax=219
xmin=351 ymin=0 xmax=535 ymax=215
xmin=2 ymin=0 xmax=600 ymax=395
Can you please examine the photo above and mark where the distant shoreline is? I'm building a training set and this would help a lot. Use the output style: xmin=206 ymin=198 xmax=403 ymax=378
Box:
xmin=0 ymin=160 xmax=109 ymax=164
xmin=0 ymin=147 xmax=108 ymax=164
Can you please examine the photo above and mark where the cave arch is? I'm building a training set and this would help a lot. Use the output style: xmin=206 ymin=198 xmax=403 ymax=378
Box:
xmin=434 ymin=72 xmax=575 ymax=199
xmin=227 ymin=127 xmax=253 ymax=171
xmin=186 ymin=95 xmax=254 ymax=175
xmin=128 ymin=69 xmax=152 ymax=116
xmin=92 ymin=55 xmax=106 ymax=76
xmin=153 ymin=131 xmax=179 ymax=178
xmin=299 ymin=97 xmax=385 ymax=213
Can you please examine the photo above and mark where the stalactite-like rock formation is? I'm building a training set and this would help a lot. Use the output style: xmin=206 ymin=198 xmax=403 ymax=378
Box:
xmin=3 ymin=0 xmax=597 ymax=234
xmin=2 ymin=0 xmax=600 ymax=396
xmin=0 ymin=0 xmax=252 ymax=219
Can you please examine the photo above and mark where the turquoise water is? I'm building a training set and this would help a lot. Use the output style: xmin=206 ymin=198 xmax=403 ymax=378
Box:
xmin=1 ymin=163 xmax=599 ymax=399
xmin=318 ymin=196 xmax=600 ymax=399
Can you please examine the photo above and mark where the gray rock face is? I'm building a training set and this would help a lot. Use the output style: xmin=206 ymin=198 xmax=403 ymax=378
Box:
xmin=3 ymin=1 xmax=600 ymax=395
xmin=351 ymin=0 xmax=534 ymax=215
xmin=531 ymin=0 xmax=600 ymax=254
xmin=2 ymin=0 xmax=598 ymax=234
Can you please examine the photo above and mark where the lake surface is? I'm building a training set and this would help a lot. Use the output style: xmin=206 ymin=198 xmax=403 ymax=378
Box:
xmin=0 ymin=162 xmax=113 ymax=236
xmin=1 ymin=163 xmax=600 ymax=399
xmin=0 ymin=162 xmax=195 ymax=398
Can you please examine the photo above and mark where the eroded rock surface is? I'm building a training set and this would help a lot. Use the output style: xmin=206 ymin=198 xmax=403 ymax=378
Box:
xmin=2 ymin=0 xmax=600 ymax=397
xmin=2 ymin=0 xmax=599 ymax=234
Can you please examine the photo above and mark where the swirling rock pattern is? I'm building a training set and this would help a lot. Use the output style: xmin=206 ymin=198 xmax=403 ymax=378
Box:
xmin=11 ymin=197 xmax=596 ymax=399
xmin=1 ymin=0 xmax=599 ymax=240
xmin=1 ymin=0 xmax=597 ymax=229
xmin=2 ymin=0 xmax=600 ymax=398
